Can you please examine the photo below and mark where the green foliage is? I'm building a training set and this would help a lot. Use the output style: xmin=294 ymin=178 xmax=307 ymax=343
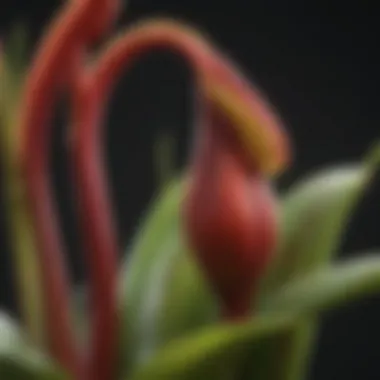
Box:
xmin=153 ymin=132 xmax=177 ymax=189
xmin=2 ymin=10 xmax=379 ymax=380
xmin=119 ymin=178 xmax=187 ymax=371
xmin=0 ymin=312 xmax=67 ymax=380
xmin=253 ymin=152 xmax=379 ymax=380
xmin=119 ymin=253 xmax=380 ymax=380
xmin=127 ymin=313 xmax=295 ymax=380
xmin=262 ymin=254 xmax=380 ymax=314
xmin=260 ymin=163 xmax=374 ymax=296
xmin=118 ymin=145 xmax=380 ymax=380
xmin=0 ymin=24 xmax=46 ymax=349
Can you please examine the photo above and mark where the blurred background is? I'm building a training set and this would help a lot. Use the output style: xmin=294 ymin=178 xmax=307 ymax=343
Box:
xmin=0 ymin=0 xmax=379 ymax=379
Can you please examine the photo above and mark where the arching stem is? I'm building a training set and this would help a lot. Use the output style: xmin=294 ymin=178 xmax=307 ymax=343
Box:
xmin=69 ymin=22 xmax=252 ymax=360
xmin=19 ymin=0 xmax=119 ymax=378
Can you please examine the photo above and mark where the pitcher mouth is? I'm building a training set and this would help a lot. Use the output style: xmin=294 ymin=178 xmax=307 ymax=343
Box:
xmin=201 ymin=62 xmax=291 ymax=176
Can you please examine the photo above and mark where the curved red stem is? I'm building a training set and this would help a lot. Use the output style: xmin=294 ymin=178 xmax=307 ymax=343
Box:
xmin=70 ymin=72 xmax=119 ymax=380
xmin=69 ymin=23 xmax=248 ymax=355
xmin=71 ymin=20 xmax=290 ymax=340
xmin=69 ymin=22 xmax=211 ymax=379
xmin=19 ymin=0 xmax=118 ymax=378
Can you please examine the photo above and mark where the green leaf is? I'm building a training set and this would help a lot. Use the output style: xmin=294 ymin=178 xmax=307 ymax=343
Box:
xmin=261 ymin=254 xmax=380 ymax=314
xmin=1 ymin=23 xmax=28 ymax=107
xmin=125 ymin=254 xmax=380 ymax=380
xmin=118 ymin=176 xmax=219 ymax=374
xmin=120 ymin=147 xmax=380 ymax=379
xmin=153 ymin=132 xmax=177 ymax=189
xmin=127 ymin=313 xmax=295 ymax=380
xmin=254 ymin=151 xmax=379 ymax=380
xmin=0 ymin=312 xmax=67 ymax=380
xmin=118 ymin=177 xmax=186 ymax=370
xmin=261 ymin=162 xmax=374 ymax=296
xmin=132 ymin=245 xmax=218 ymax=369
xmin=155 ymin=248 xmax=218 ymax=350
xmin=0 ymin=25 xmax=45 ymax=349
xmin=253 ymin=254 xmax=380 ymax=380
xmin=119 ymin=177 xmax=185 ymax=305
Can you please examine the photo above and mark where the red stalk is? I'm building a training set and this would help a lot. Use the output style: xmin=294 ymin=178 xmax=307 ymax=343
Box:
xmin=70 ymin=72 xmax=119 ymax=380
xmin=19 ymin=0 xmax=119 ymax=378
xmin=69 ymin=23 xmax=212 ymax=377
xmin=70 ymin=19 xmax=287 ymax=341
xmin=20 ymin=2 xmax=288 ymax=378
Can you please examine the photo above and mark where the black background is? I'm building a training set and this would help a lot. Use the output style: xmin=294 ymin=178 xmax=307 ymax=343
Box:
xmin=1 ymin=1 xmax=380 ymax=379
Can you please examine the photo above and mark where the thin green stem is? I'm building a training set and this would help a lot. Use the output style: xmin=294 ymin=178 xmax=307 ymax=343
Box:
xmin=153 ymin=132 xmax=176 ymax=189
xmin=0 ymin=41 xmax=45 ymax=348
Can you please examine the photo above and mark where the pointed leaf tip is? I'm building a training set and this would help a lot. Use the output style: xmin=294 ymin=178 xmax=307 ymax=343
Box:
xmin=261 ymin=253 xmax=380 ymax=315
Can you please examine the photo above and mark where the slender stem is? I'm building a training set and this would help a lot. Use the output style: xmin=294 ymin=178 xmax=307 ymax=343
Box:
xmin=69 ymin=15 xmax=288 ymax=380
xmin=69 ymin=23 xmax=255 ymax=380
xmin=69 ymin=21 xmax=217 ymax=379
xmin=19 ymin=0 xmax=118 ymax=376
xmin=153 ymin=132 xmax=176 ymax=189
xmin=70 ymin=71 xmax=119 ymax=380
xmin=0 ymin=51 xmax=45 ymax=347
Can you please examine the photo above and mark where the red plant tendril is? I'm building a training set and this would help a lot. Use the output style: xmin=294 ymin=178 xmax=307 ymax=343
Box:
xmin=19 ymin=0 xmax=119 ymax=379
xmin=19 ymin=1 xmax=290 ymax=379
xmin=71 ymin=19 xmax=290 ymax=324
